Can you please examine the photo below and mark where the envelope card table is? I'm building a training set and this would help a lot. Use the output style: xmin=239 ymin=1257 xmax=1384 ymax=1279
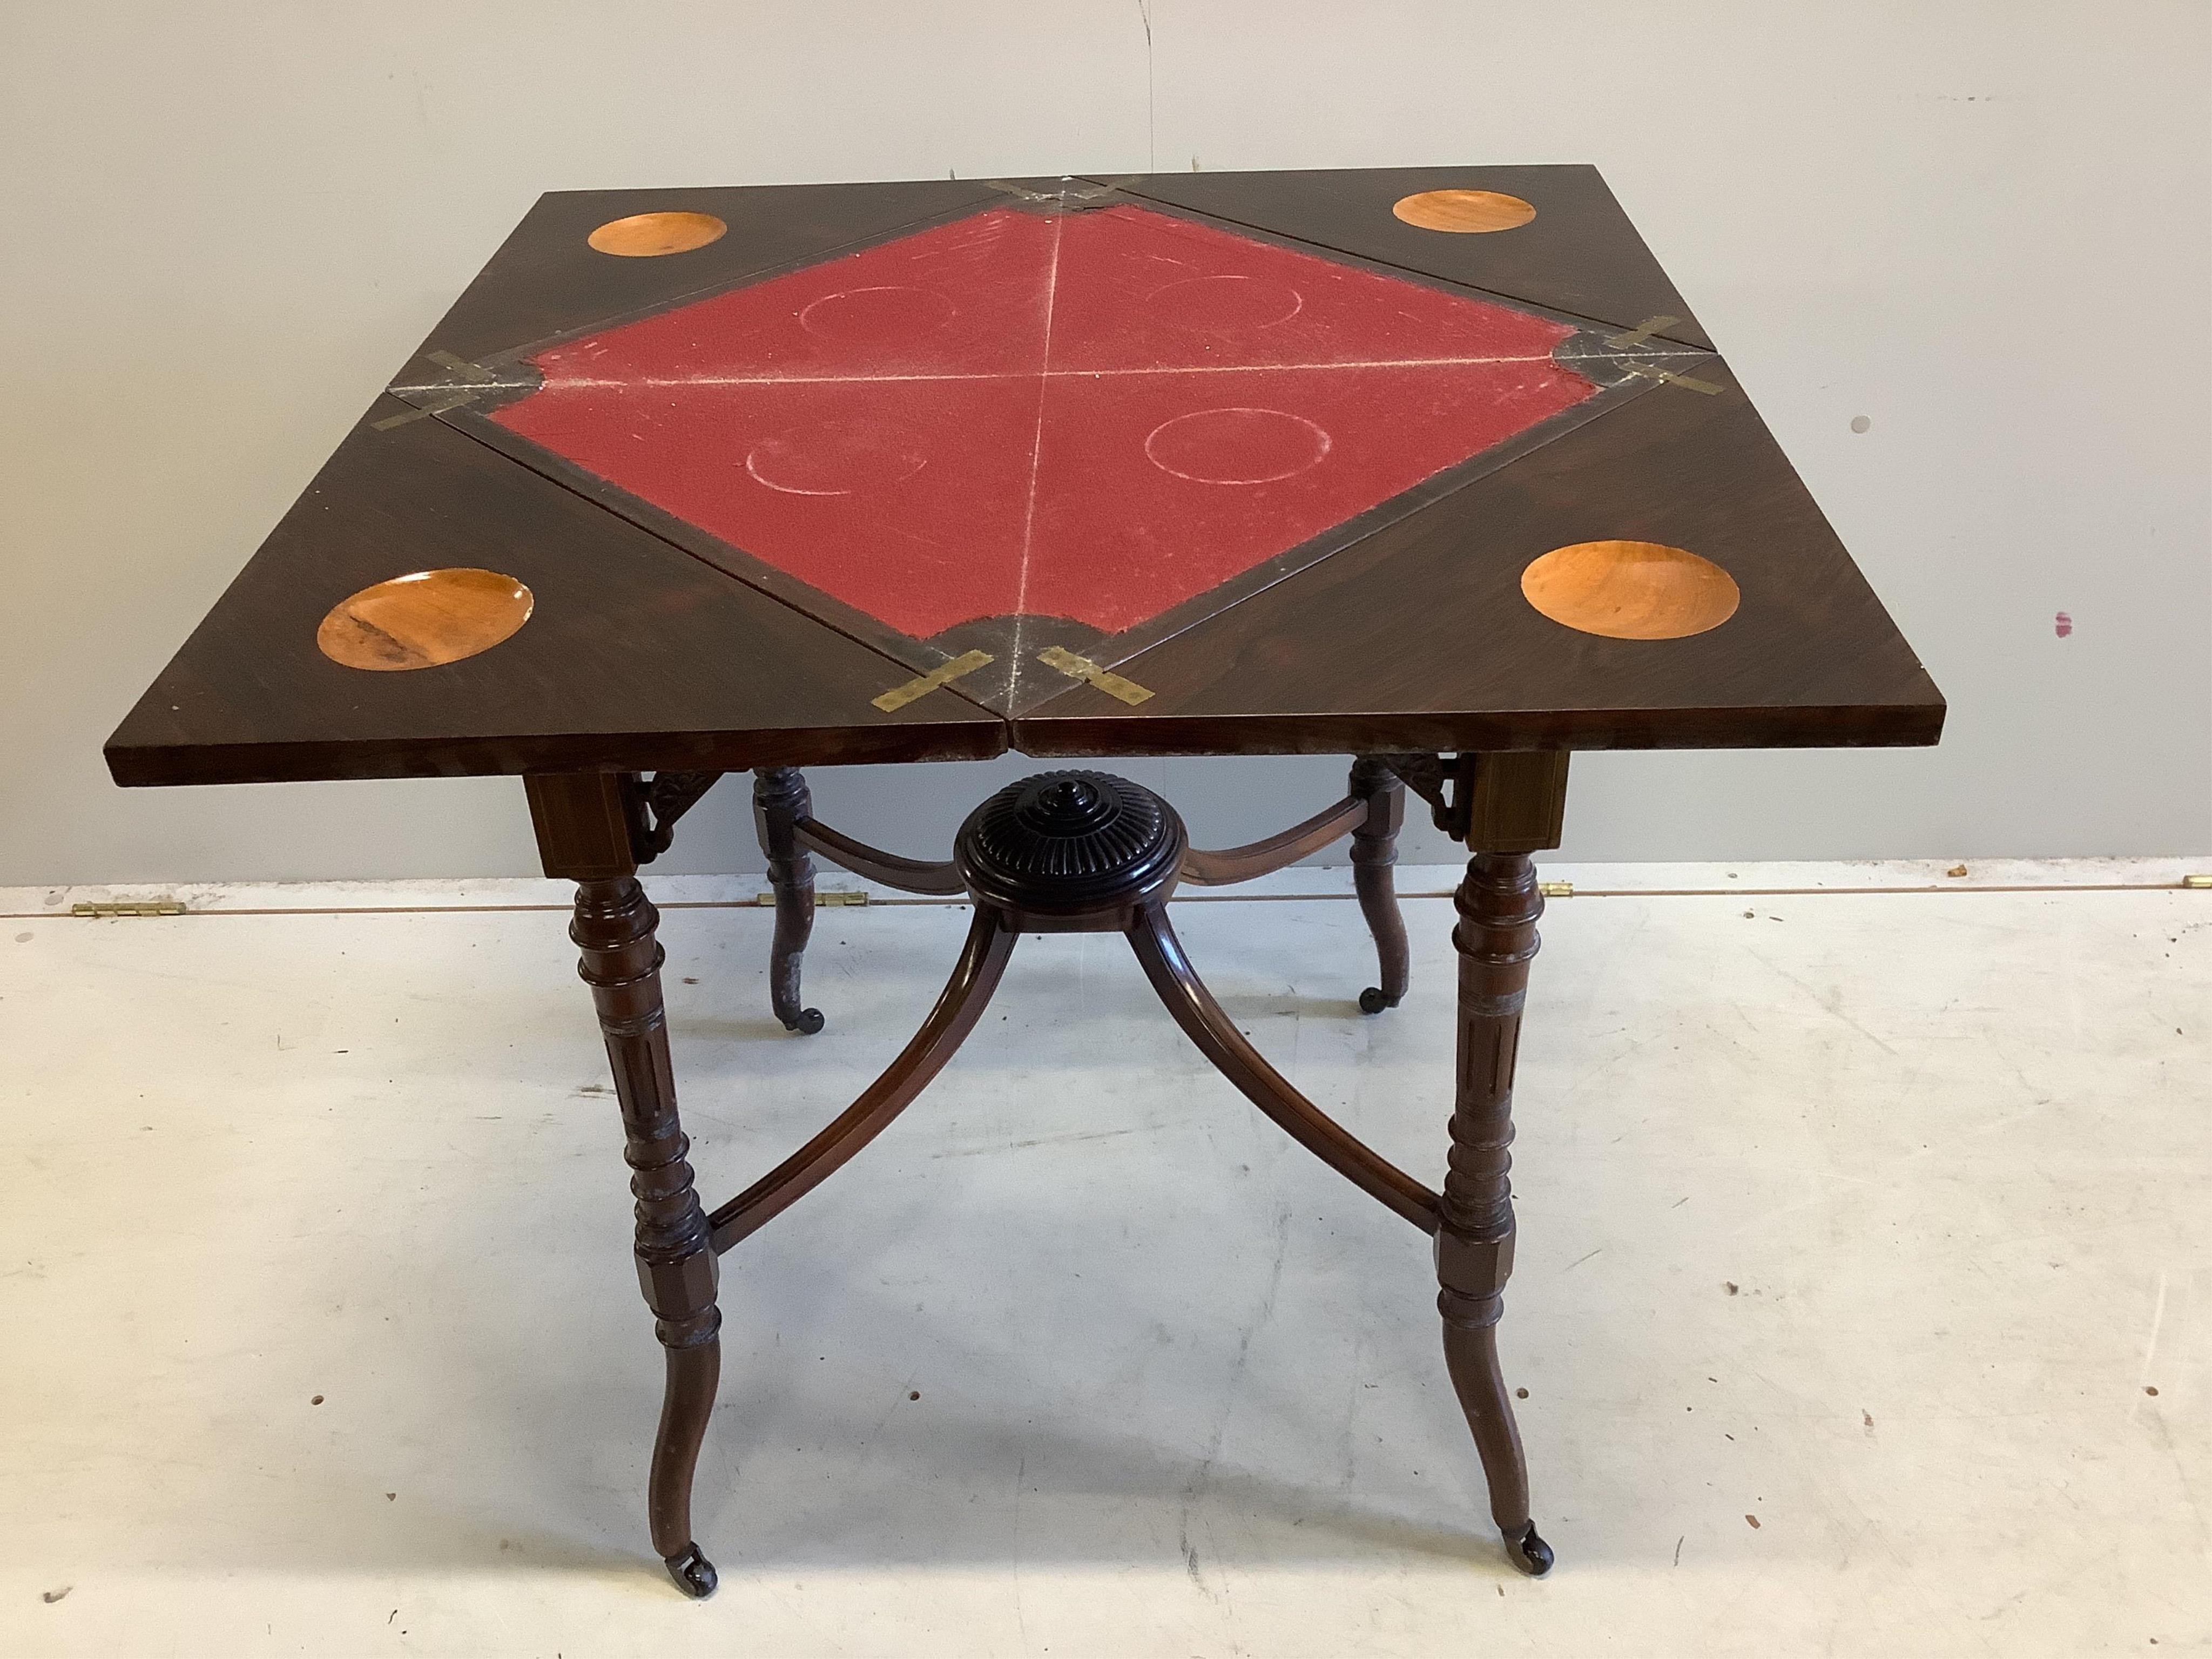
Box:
xmin=107 ymin=166 xmax=1944 ymax=1597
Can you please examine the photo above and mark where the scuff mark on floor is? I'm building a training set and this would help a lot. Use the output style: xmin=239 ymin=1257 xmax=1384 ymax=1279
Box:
xmin=2134 ymin=1269 xmax=2168 ymax=1412
xmin=1742 ymin=948 xmax=1899 ymax=1055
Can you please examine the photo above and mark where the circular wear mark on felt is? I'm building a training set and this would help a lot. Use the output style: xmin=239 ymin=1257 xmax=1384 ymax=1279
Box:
xmin=1143 ymin=273 xmax=1303 ymax=331
xmin=799 ymin=285 xmax=957 ymax=344
xmin=586 ymin=211 xmax=727 ymax=258
xmin=317 ymin=569 xmax=535 ymax=671
xmin=1520 ymin=541 xmax=1741 ymax=640
xmin=746 ymin=421 xmax=929 ymax=496
xmin=1392 ymin=189 xmax=1537 ymax=234
xmin=1144 ymin=407 xmax=1331 ymax=485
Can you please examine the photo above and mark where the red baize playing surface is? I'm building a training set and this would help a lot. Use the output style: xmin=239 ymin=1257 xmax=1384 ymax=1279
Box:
xmin=493 ymin=204 xmax=1599 ymax=642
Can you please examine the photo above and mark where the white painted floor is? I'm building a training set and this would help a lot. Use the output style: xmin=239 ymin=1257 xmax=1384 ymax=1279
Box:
xmin=2 ymin=865 xmax=2207 ymax=1656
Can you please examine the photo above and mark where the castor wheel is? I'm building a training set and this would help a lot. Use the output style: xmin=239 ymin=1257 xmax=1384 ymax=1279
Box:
xmin=1358 ymin=986 xmax=1399 ymax=1015
xmin=664 ymin=1543 xmax=719 ymax=1599
xmin=1503 ymin=1522 xmax=1554 ymax=1577
xmin=784 ymin=1006 xmax=826 ymax=1035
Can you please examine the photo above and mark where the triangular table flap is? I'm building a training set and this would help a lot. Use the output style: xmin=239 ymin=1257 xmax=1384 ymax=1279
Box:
xmin=1043 ymin=200 xmax=1596 ymax=372
xmin=105 ymin=397 xmax=1007 ymax=787
xmin=407 ymin=179 xmax=1010 ymax=372
xmin=1102 ymin=165 xmax=1714 ymax=353
xmin=1010 ymin=358 xmax=1945 ymax=757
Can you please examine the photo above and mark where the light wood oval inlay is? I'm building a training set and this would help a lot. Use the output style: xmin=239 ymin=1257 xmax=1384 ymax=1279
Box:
xmin=587 ymin=210 xmax=728 ymax=257
xmin=317 ymin=568 xmax=535 ymax=671
xmin=1392 ymin=189 xmax=1537 ymax=234
xmin=1520 ymin=541 xmax=1740 ymax=640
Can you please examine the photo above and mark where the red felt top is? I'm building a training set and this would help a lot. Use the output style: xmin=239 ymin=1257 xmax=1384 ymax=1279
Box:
xmin=493 ymin=203 xmax=1596 ymax=645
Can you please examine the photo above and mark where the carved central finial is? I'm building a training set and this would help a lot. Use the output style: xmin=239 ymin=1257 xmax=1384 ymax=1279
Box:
xmin=956 ymin=770 xmax=1184 ymax=913
xmin=1024 ymin=776 xmax=1108 ymax=831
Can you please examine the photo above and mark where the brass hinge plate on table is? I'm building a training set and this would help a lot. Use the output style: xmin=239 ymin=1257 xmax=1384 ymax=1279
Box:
xmin=872 ymin=649 xmax=993 ymax=713
xmin=1624 ymin=360 xmax=1725 ymax=396
xmin=1539 ymin=881 xmax=1574 ymax=899
xmin=2184 ymin=875 xmax=2212 ymax=890
xmin=1605 ymin=315 xmax=1682 ymax=348
xmin=71 ymin=899 xmax=186 ymax=918
xmin=752 ymin=890 xmax=867 ymax=907
xmin=1036 ymin=645 xmax=1154 ymax=705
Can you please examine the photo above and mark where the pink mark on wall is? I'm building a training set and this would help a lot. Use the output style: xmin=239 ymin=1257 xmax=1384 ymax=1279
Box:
xmin=2054 ymin=611 xmax=2073 ymax=637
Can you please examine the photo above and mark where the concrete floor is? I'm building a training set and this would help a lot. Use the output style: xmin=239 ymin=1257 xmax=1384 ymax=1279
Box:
xmin=1 ymin=864 xmax=2207 ymax=1655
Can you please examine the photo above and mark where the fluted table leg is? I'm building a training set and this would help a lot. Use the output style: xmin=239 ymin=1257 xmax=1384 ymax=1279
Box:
xmin=571 ymin=873 xmax=724 ymax=1598
xmin=1438 ymin=850 xmax=1552 ymax=1576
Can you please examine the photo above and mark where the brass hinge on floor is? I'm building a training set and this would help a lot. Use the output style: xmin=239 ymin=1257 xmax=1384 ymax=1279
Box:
xmin=71 ymin=899 xmax=186 ymax=918
xmin=751 ymin=890 xmax=868 ymax=908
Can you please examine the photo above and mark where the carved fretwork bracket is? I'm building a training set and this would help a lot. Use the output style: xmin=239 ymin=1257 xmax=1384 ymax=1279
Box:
xmin=1374 ymin=752 xmax=1570 ymax=853
xmin=625 ymin=772 xmax=726 ymax=865
xmin=1378 ymin=753 xmax=1467 ymax=839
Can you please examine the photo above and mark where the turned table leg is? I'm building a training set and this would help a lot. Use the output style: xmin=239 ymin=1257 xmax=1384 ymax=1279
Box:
xmin=571 ymin=874 xmax=723 ymax=1597
xmin=1438 ymin=851 xmax=1550 ymax=1574
xmin=1349 ymin=756 xmax=1410 ymax=1013
xmin=753 ymin=766 xmax=824 ymax=1035
xmin=527 ymin=772 xmax=725 ymax=1599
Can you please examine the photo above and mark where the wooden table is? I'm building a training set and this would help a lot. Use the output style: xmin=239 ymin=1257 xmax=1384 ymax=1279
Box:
xmin=106 ymin=167 xmax=1944 ymax=1597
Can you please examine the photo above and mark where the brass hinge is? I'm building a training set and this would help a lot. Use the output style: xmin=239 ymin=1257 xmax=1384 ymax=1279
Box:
xmin=1035 ymin=644 xmax=1154 ymax=705
xmin=751 ymin=889 xmax=867 ymax=907
xmin=71 ymin=899 xmax=186 ymax=918
xmin=2184 ymin=875 xmax=2212 ymax=890
xmin=1539 ymin=881 xmax=1574 ymax=899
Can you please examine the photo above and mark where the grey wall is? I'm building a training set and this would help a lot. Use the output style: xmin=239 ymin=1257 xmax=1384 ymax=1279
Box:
xmin=4 ymin=2 xmax=2207 ymax=884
